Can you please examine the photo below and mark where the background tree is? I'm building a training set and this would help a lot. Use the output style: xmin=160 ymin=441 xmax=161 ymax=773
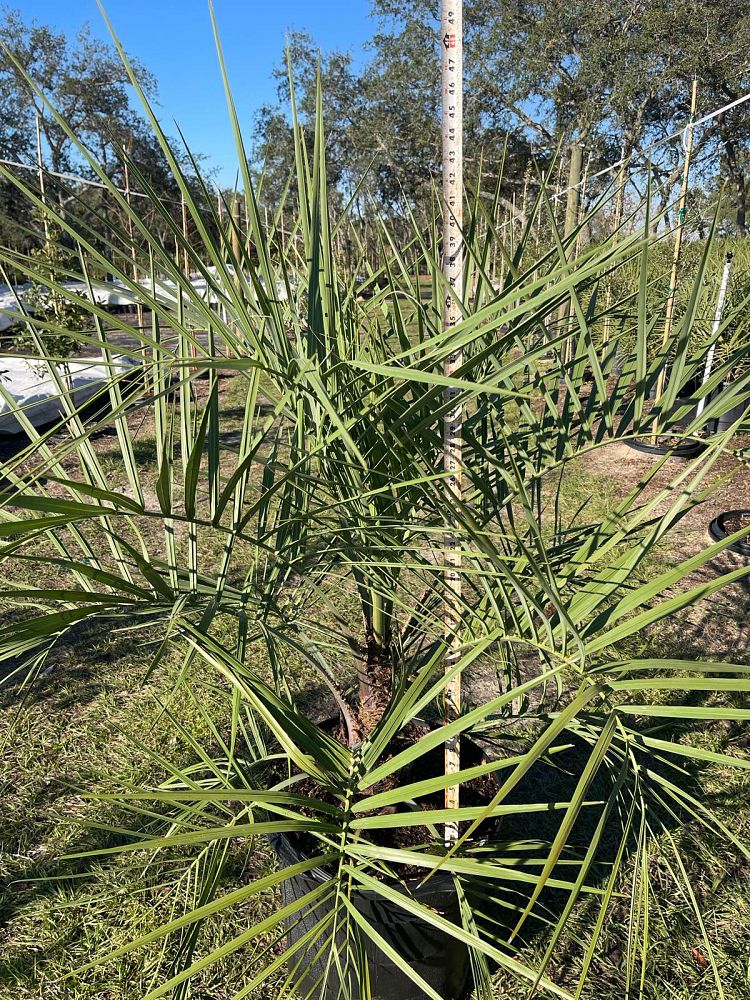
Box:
xmin=250 ymin=1 xmax=750 ymax=239
xmin=0 ymin=8 xmax=219 ymax=277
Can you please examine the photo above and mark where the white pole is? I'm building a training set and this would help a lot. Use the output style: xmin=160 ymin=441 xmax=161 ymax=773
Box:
xmin=696 ymin=252 xmax=733 ymax=418
xmin=441 ymin=0 xmax=463 ymax=844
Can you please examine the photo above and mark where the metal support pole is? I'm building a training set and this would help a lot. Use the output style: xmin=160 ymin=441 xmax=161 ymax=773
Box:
xmin=441 ymin=0 xmax=463 ymax=844
xmin=696 ymin=252 xmax=733 ymax=419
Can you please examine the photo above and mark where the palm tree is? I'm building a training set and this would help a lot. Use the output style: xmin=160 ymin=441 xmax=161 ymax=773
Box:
xmin=1 ymin=16 xmax=750 ymax=998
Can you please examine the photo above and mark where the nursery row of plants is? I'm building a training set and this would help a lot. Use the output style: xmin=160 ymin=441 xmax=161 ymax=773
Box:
xmin=1 ymin=19 xmax=750 ymax=1000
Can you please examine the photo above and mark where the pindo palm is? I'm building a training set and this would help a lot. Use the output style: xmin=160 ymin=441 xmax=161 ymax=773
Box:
xmin=1 ymin=8 xmax=750 ymax=998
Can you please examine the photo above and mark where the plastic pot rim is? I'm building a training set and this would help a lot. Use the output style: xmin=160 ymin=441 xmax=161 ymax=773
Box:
xmin=708 ymin=509 xmax=750 ymax=557
xmin=625 ymin=436 xmax=706 ymax=458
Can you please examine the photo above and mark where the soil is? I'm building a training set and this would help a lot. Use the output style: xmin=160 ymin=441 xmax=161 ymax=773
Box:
xmin=580 ymin=436 xmax=750 ymax=660
xmin=720 ymin=511 xmax=750 ymax=535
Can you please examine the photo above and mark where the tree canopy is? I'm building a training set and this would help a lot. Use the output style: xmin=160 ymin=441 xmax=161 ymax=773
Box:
xmin=252 ymin=0 xmax=750 ymax=233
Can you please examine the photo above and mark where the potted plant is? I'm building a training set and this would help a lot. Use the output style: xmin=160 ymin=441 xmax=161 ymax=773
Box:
xmin=2 ymin=22 xmax=750 ymax=1000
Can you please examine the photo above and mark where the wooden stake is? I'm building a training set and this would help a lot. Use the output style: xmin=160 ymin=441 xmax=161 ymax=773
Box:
xmin=602 ymin=143 xmax=628 ymax=355
xmin=652 ymin=78 xmax=699 ymax=436
xmin=559 ymin=143 xmax=583 ymax=364
xmin=441 ymin=0 xmax=463 ymax=845
xmin=35 ymin=109 xmax=50 ymax=245
xmin=123 ymin=159 xmax=145 ymax=339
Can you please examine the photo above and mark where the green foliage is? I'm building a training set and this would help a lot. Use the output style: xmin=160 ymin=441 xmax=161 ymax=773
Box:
xmin=0 ymin=13 xmax=749 ymax=1000
xmin=599 ymin=233 xmax=750 ymax=380
xmin=10 ymin=225 xmax=90 ymax=357
xmin=250 ymin=0 xmax=750 ymax=238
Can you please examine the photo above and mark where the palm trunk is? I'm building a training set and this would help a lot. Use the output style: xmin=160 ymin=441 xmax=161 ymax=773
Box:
xmin=359 ymin=590 xmax=392 ymax=733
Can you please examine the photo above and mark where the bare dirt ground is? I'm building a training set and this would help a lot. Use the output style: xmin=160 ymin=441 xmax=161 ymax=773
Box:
xmin=582 ymin=438 xmax=750 ymax=661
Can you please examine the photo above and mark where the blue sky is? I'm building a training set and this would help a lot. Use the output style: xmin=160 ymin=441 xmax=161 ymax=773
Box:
xmin=21 ymin=1 xmax=375 ymax=183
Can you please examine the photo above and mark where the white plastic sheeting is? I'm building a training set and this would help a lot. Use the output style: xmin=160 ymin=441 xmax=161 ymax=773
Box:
xmin=0 ymin=354 xmax=139 ymax=435
xmin=0 ymin=284 xmax=31 ymax=332
xmin=0 ymin=269 xmax=288 ymax=330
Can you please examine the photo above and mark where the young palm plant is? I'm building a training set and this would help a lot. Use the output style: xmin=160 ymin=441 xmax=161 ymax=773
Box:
xmin=2 ymin=15 xmax=750 ymax=999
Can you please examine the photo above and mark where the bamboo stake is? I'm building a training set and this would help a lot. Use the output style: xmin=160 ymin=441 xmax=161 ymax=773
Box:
xmin=602 ymin=143 xmax=629 ymax=356
xmin=231 ymin=195 xmax=242 ymax=265
xmin=35 ymin=106 xmax=72 ymax=356
xmin=441 ymin=0 xmax=463 ymax=845
xmin=215 ymin=192 xmax=230 ymax=335
xmin=696 ymin=252 xmax=733 ymax=419
xmin=123 ymin=159 xmax=145 ymax=341
xmin=34 ymin=109 xmax=50 ymax=245
xmin=553 ymin=156 xmax=565 ymax=226
xmin=180 ymin=193 xmax=190 ymax=275
xmin=179 ymin=193 xmax=197 ymax=363
xmin=491 ymin=198 xmax=499 ymax=285
xmin=652 ymin=78 xmax=699 ymax=436
xmin=558 ymin=143 xmax=583 ymax=365
xmin=520 ymin=171 xmax=529 ymax=231
xmin=574 ymin=153 xmax=591 ymax=258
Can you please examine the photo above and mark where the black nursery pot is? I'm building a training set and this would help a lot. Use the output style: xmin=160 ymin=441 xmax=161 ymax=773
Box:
xmin=625 ymin=436 xmax=705 ymax=458
xmin=269 ymin=831 xmax=474 ymax=1000
xmin=708 ymin=510 xmax=750 ymax=557
xmin=714 ymin=397 xmax=750 ymax=434
xmin=646 ymin=379 xmax=702 ymax=424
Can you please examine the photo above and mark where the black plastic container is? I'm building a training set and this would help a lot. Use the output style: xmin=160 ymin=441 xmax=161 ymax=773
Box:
xmin=269 ymin=830 xmax=474 ymax=1000
xmin=708 ymin=509 xmax=750 ymax=557
xmin=714 ymin=397 xmax=750 ymax=433
xmin=625 ymin=436 xmax=705 ymax=458
xmin=647 ymin=379 xmax=702 ymax=424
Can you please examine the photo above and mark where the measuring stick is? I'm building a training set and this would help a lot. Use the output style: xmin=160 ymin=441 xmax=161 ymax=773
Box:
xmin=441 ymin=0 xmax=463 ymax=845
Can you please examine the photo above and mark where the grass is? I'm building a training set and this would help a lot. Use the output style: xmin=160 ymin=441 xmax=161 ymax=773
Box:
xmin=0 ymin=644 xmax=286 ymax=1000
xmin=3 ymin=631 xmax=750 ymax=999
xmin=1 ymin=372 xmax=749 ymax=999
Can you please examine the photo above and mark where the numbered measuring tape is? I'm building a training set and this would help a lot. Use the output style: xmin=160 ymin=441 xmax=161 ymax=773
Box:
xmin=441 ymin=0 xmax=463 ymax=844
